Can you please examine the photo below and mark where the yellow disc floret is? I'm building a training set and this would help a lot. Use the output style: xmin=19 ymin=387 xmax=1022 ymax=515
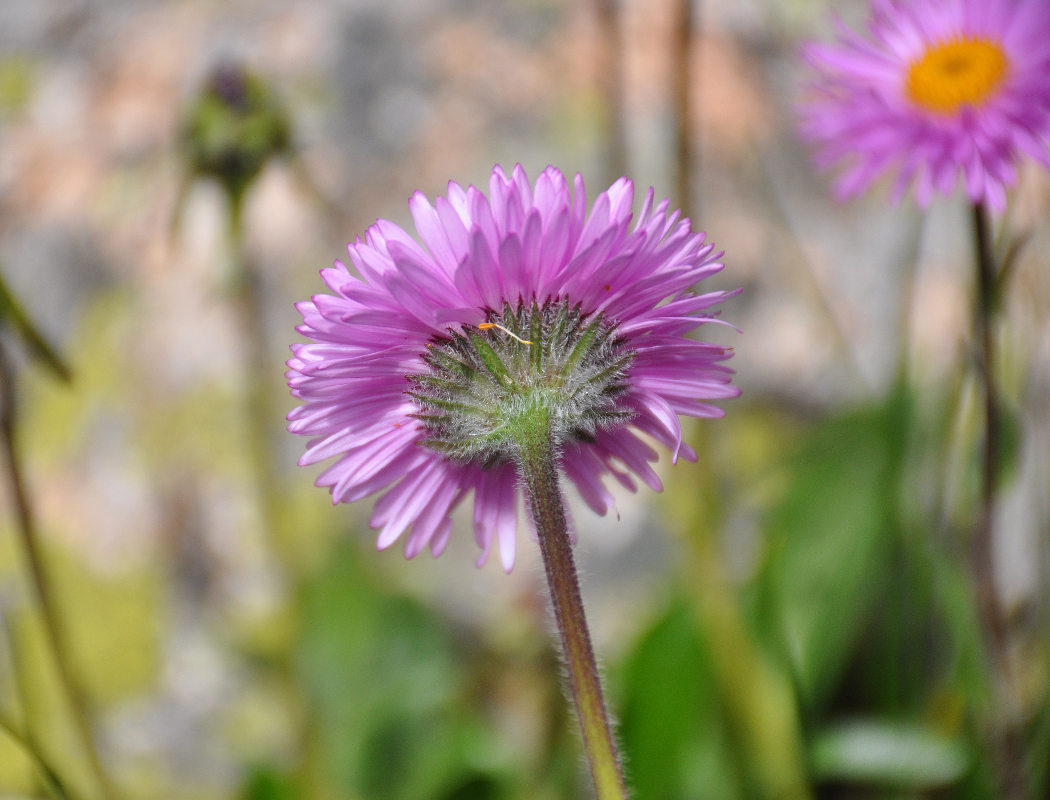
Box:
xmin=906 ymin=36 xmax=1009 ymax=114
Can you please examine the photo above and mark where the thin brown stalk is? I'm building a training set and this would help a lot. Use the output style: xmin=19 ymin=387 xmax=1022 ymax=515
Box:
xmin=671 ymin=0 xmax=696 ymax=218
xmin=0 ymin=344 xmax=121 ymax=800
xmin=594 ymin=0 xmax=628 ymax=185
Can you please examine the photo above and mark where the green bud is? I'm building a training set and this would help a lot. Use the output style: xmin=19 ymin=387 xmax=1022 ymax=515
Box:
xmin=180 ymin=62 xmax=291 ymax=202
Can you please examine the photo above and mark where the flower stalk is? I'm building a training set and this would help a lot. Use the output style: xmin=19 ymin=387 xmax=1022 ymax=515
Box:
xmin=972 ymin=202 xmax=1030 ymax=799
xmin=512 ymin=404 xmax=629 ymax=800
xmin=0 ymin=343 xmax=121 ymax=800
xmin=0 ymin=709 xmax=78 ymax=800
xmin=226 ymin=191 xmax=282 ymax=548
xmin=971 ymin=201 xmax=1005 ymax=661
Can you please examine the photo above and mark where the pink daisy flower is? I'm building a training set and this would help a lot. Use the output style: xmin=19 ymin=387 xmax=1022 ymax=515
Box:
xmin=287 ymin=164 xmax=738 ymax=571
xmin=799 ymin=0 xmax=1050 ymax=210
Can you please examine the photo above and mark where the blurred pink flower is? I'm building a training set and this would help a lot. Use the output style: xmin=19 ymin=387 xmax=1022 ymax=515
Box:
xmin=799 ymin=0 xmax=1050 ymax=210
xmin=287 ymin=164 xmax=737 ymax=571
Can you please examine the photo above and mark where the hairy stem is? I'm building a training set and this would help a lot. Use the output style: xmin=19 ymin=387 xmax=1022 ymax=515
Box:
xmin=514 ymin=408 xmax=629 ymax=800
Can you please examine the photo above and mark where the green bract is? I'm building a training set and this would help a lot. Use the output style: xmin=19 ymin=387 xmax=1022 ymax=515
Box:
xmin=408 ymin=300 xmax=635 ymax=467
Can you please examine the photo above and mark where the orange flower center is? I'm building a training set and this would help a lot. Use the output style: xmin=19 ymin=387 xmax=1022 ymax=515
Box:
xmin=906 ymin=36 xmax=1009 ymax=113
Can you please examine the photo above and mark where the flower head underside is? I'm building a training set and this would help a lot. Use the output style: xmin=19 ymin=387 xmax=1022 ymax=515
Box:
xmin=287 ymin=164 xmax=738 ymax=571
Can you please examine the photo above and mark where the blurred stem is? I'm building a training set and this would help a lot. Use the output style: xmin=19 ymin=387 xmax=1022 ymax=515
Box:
xmin=2 ymin=609 xmax=75 ymax=799
xmin=972 ymin=202 xmax=1026 ymax=799
xmin=886 ymin=214 xmax=924 ymax=712
xmin=971 ymin=201 xmax=1005 ymax=662
xmin=514 ymin=407 xmax=629 ymax=800
xmin=224 ymin=188 xmax=323 ymax=798
xmin=594 ymin=0 xmax=627 ymax=186
xmin=226 ymin=189 xmax=286 ymax=560
xmin=0 ymin=711 xmax=80 ymax=800
xmin=0 ymin=344 xmax=122 ymax=800
xmin=881 ymin=380 xmax=915 ymax=712
xmin=892 ymin=212 xmax=925 ymax=386
xmin=671 ymin=0 xmax=696 ymax=218
xmin=0 ymin=273 xmax=71 ymax=383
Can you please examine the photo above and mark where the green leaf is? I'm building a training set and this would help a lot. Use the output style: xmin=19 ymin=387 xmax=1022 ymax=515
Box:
xmin=810 ymin=719 xmax=968 ymax=788
xmin=297 ymin=544 xmax=504 ymax=800
xmin=755 ymin=402 xmax=898 ymax=711
xmin=928 ymin=556 xmax=992 ymax=709
xmin=436 ymin=773 xmax=501 ymax=800
xmin=240 ymin=765 xmax=295 ymax=800
xmin=1024 ymin=699 xmax=1050 ymax=797
xmin=617 ymin=599 xmax=742 ymax=800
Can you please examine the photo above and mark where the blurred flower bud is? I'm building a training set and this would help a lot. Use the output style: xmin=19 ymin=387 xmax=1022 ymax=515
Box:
xmin=180 ymin=62 xmax=291 ymax=203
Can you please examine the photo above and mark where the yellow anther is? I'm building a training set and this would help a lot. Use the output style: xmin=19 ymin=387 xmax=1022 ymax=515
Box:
xmin=478 ymin=322 xmax=534 ymax=345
